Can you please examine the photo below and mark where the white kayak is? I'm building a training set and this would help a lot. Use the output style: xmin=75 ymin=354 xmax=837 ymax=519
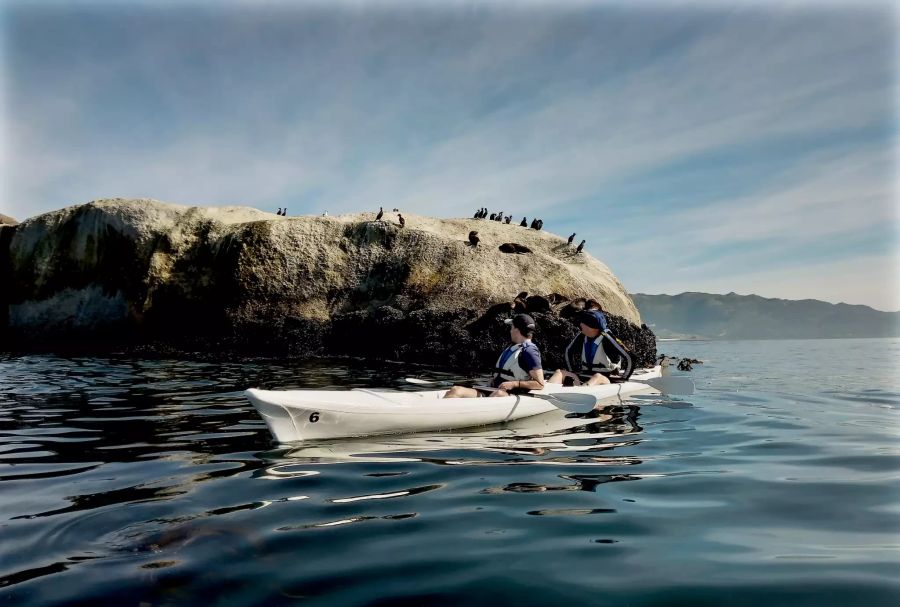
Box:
xmin=245 ymin=366 xmax=663 ymax=442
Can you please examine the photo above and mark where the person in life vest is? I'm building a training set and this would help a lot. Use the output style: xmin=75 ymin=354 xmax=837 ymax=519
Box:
xmin=547 ymin=310 xmax=633 ymax=386
xmin=444 ymin=314 xmax=545 ymax=398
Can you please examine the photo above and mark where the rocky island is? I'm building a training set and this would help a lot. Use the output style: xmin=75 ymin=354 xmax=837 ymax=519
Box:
xmin=0 ymin=199 xmax=656 ymax=370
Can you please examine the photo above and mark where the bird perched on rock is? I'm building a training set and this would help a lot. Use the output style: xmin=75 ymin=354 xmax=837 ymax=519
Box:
xmin=575 ymin=240 xmax=585 ymax=253
xmin=567 ymin=232 xmax=575 ymax=245
xmin=504 ymin=215 xmax=511 ymax=224
xmin=535 ymin=219 xmax=543 ymax=230
xmin=277 ymin=207 xmax=282 ymax=216
xmin=520 ymin=217 xmax=527 ymax=227
xmin=282 ymin=208 xmax=288 ymax=216
xmin=489 ymin=213 xmax=496 ymax=221
xmin=495 ymin=211 xmax=504 ymax=222
xmin=468 ymin=230 xmax=480 ymax=247
xmin=398 ymin=213 xmax=405 ymax=228
xmin=375 ymin=206 xmax=384 ymax=221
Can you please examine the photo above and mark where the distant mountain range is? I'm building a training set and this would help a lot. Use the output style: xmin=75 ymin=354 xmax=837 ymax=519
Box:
xmin=631 ymin=292 xmax=900 ymax=339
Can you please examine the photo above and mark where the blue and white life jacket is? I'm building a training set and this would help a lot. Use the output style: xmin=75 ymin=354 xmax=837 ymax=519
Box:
xmin=492 ymin=341 xmax=537 ymax=382
xmin=565 ymin=331 xmax=634 ymax=380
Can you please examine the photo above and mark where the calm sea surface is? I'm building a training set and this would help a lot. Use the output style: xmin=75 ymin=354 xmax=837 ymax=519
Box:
xmin=1 ymin=339 xmax=898 ymax=606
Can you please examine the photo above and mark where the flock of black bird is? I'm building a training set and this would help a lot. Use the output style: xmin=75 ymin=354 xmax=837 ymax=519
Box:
xmin=468 ymin=207 xmax=585 ymax=253
xmin=303 ymin=204 xmax=587 ymax=254
xmin=373 ymin=206 xmax=405 ymax=228
xmin=472 ymin=207 xmax=542 ymax=229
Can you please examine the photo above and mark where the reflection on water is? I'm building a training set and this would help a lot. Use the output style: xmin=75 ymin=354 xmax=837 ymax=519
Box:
xmin=1 ymin=341 xmax=899 ymax=606
xmin=271 ymin=403 xmax=647 ymax=464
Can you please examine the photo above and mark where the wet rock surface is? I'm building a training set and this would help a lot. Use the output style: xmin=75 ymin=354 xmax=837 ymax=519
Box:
xmin=2 ymin=199 xmax=656 ymax=369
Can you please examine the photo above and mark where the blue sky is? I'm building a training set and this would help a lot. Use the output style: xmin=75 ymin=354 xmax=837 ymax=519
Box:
xmin=2 ymin=0 xmax=897 ymax=310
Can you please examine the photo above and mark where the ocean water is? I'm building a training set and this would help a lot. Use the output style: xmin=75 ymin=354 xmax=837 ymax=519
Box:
xmin=1 ymin=339 xmax=898 ymax=606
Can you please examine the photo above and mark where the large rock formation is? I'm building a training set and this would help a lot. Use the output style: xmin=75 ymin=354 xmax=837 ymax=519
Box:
xmin=1 ymin=198 xmax=655 ymax=368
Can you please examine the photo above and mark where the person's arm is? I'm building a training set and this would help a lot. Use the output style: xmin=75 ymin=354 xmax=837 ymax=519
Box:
xmin=564 ymin=335 xmax=578 ymax=372
xmin=498 ymin=372 xmax=543 ymax=392
xmin=524 ymin=368 xmax=545 ymax=389
xmin=498 ymin=349 xmax=544 ymax=391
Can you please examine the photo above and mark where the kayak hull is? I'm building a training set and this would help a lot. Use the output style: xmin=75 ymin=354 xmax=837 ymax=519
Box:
xmin=246 ymin=366 xmax=662 ymax=442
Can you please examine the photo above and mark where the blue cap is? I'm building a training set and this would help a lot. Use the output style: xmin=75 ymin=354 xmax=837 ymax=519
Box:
xmin=577 ymin=310 xmax=605 ymax=330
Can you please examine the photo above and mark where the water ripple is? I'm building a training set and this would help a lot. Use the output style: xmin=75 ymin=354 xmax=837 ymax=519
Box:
xmin=0 ymin=343 xmax=898 ymax=605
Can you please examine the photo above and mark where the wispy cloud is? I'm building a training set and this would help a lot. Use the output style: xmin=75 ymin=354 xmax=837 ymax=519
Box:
xmin=666 ymin=146 xmax=894 ymax=248
xmin=1 ymin=1 xmax=895 ymax=308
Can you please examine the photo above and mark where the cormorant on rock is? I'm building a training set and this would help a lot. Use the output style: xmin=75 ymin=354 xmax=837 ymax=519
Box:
xmin=375 ymin=206 xmax=384 ymax=221
xmin=520 ymin=217 xmax=527 ymax=227
xmin=575 ymin=240 xmax=585 ymax=253
xmin=567 ymin=232 xmax=575 ymax=245
xmin=468 ymin=230 xmax=480 ymax=247
xmin=473 ymin=209 xmax=481 ymax=218
xmin=535 ymin=219 xmax=543 ymax=230
xmin=283 ymin=207 xmax=288 ymax=216
xmin=489 ymin=213 xmax=496 ymax=221
xmin=398 ymin=213 xmax=405 ymax=228
xmin=276 ymin=207 xmax=282 ymax=216
xmin=504 ymin=215 xmax=511 ymax=224
xmin=529 ymin=218 xmax=537 ymax=229
xmin=495 ymin=211 xmax=504 ymax=222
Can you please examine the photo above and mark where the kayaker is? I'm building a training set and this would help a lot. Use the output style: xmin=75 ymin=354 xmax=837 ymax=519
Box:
xmin=548 ymin=309 xmax=631 ymax=386
xmin=444 ymin=314 xmax=545 ymax=398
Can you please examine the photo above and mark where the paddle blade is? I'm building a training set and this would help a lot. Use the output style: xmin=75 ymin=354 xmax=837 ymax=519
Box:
xmin=637 ymin=376 xmax=695 ymax=395
xmin=405 ymin=377 xmax=436 ymax=385
xmin=532 ymin=392 xmax=599 ymax=414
